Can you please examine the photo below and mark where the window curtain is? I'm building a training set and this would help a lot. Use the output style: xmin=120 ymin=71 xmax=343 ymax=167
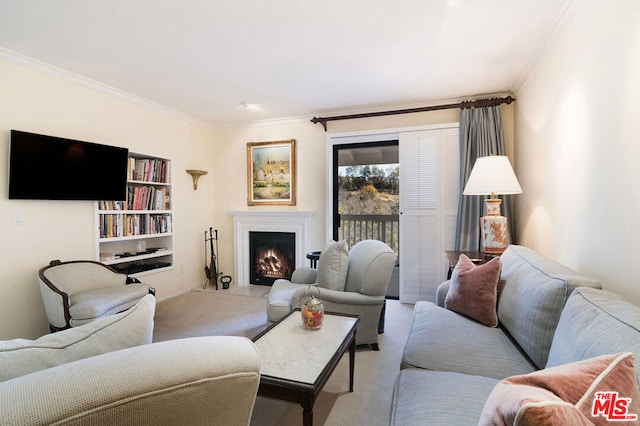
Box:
xmin=455 ymin=105 xmax=514 ymax=251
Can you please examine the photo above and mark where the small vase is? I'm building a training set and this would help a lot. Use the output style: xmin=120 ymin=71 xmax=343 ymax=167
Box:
xmin=301 ymin=286 xmax=324 ymax=330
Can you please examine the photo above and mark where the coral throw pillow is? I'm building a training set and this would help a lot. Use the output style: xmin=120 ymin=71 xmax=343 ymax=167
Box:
xmin=479 ymin=352 xmax=640 ymax=426
xmin=445 ymin=254 xmax=501 ymax=327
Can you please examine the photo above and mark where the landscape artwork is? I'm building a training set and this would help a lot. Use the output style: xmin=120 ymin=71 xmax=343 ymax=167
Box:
xmin=247 ymin=139 xmax=296 ymax=206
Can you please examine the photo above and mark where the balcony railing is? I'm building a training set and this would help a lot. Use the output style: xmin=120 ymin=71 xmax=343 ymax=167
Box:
xmin=338 ymin=214 xmax=399 ymax=254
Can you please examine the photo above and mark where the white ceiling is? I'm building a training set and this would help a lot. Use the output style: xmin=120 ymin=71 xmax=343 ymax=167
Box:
xmin=0 ymin=0 xmax=578 ymax=126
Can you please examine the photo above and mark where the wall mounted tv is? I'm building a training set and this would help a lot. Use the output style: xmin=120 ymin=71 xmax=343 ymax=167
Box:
xmin=8 ymin=130 xmax=129 ymax=201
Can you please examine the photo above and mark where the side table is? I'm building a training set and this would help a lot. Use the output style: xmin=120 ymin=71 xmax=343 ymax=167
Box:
xmin=445 ymin=251 xmax=497 ymax=279
xmin=306 ymin=251 xmax=321 ymax=268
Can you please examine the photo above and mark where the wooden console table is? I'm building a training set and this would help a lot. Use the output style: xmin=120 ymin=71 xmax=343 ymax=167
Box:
xmin=445 ymin=251 xmax=498 ymax=279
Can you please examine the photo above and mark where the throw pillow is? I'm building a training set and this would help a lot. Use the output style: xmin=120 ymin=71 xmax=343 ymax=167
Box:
xmin=0 ymin=294 xmax=155 ymax=382
xmin=479 ymin=352 xmax=640 ymax=425
xmin=445 ymin=254 xmax=501 ymax=327
xmin=315 ymin=240 xmax=349 ymax=291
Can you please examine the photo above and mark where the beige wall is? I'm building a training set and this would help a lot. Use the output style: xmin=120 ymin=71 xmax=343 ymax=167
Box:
xmin=0 ymin=59 xmax=216 ymax=339
xmin=514 ymin=0 xmax=640 ymax=304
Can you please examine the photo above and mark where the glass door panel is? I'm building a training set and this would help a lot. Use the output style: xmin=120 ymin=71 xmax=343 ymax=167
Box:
xmin=333 ymin=141 xmax=399 ymax=254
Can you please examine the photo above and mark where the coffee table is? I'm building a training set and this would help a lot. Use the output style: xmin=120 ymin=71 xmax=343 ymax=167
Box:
xmin=252 ymin=310 xmax=359 ymax=426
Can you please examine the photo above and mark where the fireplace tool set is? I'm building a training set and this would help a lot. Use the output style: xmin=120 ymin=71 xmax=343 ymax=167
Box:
xmin=204 ymin=227 xmax=232 ymax=290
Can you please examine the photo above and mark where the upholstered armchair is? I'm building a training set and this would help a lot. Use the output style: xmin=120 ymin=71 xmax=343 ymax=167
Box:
xmin=38 ymin=259 xmax=154 ymax=332
xmin=267 ymin=240 xmax=397 ymax=349
xmin=0 ymin=295 xmax=261 ymax=425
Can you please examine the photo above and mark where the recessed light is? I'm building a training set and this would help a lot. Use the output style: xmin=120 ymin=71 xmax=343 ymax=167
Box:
xmin=239 ymin=102 xmax=260 ymax=111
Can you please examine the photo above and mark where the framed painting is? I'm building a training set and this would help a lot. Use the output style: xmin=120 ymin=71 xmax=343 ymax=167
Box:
xmin=247 ymin=139 xmax=296 ymax=206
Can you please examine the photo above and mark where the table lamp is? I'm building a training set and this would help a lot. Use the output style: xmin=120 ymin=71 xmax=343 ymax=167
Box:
xmin=463 ymin=156 xmax=522 ymax=255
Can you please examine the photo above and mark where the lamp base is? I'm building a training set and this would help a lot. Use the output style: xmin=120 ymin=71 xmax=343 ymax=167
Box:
xmin=481 ymin=215 xmax=508 ymax=255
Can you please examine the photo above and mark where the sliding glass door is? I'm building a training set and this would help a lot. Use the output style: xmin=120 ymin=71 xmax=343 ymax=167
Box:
xmin=332 ymin=141 xmax=399 ymax=254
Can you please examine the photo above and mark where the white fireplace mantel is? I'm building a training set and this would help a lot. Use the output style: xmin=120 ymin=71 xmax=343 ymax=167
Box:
xmin=226 ymin=210 xmax=314 ymax=286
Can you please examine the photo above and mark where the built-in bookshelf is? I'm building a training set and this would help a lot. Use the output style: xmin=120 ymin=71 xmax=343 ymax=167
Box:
xmin=95 ymin=152 xmax=173 ymax=276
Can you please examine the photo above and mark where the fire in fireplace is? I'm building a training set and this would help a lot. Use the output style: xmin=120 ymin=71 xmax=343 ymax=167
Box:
xmin=249 ymin=231 xmax=295 ymax=285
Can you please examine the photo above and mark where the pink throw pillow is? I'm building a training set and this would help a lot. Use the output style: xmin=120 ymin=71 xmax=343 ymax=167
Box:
xmin=445 ymin=254 xmax=501 ymax=327
xmin=479 ymin=352 xmax=640 ymax=426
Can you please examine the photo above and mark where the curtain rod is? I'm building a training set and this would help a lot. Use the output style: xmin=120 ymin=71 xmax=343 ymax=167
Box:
xmin=310 ymin=95 xmax=516 ymax=131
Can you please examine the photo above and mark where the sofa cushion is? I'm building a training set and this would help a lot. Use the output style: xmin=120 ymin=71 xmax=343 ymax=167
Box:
xmin=479 ymin=352 xmax=640 ymax=425
xmin=497 ymin=245 xmax=601 ymax=369
xmin=401 ymin=301 xmax=537 ymax=379
xmin=316 ymin=240 xmax=349 ymax=291
xmin=547 ymin=287 xmax=640 ymax=386
xmin=445 ymin=254 xmax=501 ymax=327
xmin=69 ymin=283 xmax=151 ymax=320
xmin=0 ymin=294 xmax=155 ymax=382
xmin=391 ymin=369 xmax=499 ymax=425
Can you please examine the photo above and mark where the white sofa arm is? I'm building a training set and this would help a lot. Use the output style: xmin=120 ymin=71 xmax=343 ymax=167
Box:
xmin=436 ymin=280 xmax=451 ymax=307
xmin=291 ymin=286 xmax=384 ymax=308
xmin=291 ymin=266 xmax=317 ymax=284
xmin=0 ymin=336 xmax=261 ymax=425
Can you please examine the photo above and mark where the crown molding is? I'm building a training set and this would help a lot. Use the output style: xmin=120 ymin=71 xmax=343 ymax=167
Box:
xmin=513 ymin=0 xmax=585 ymax=92
xmin=0 ymin=47 xmax=214 ymax=129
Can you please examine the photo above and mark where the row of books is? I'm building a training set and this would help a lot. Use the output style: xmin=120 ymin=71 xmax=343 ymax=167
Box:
xmin=129 ymin=157 xmax=170 ymax=183
xmin=98 ymin=186 xmax=170 ymax=211
xmin=99 ymin=213 xmax=173 ymax=238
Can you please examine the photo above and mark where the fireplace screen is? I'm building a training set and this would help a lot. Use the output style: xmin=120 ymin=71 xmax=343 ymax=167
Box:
xmin=249 ymin=231 xmax=295 ymax=285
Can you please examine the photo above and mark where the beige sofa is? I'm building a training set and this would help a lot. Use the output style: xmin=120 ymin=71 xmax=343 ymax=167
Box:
xmin=0 ymin=295 xmax=261 ymax=425
xmin=390 ymin=245 xmax=640 ymax=424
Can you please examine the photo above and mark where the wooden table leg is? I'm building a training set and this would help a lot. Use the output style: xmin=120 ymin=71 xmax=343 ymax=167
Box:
xmin=302 ymin=392 xmax=314 ymax=426
xmin=349 ymin=334 xmax=356 ymax=392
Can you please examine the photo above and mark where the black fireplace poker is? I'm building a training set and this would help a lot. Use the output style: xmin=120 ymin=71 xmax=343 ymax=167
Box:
xmin=204 ymin=228 xmax=232 ymax=290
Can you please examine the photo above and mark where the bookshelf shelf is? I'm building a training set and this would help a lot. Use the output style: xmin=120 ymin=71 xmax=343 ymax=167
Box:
xmin=96 ymin=152 xmax=174 ymax=276
xmin=101 ymin=250 xmax=174 ymax=265
xmin=98 ymin=232 xmax=173 ymax=243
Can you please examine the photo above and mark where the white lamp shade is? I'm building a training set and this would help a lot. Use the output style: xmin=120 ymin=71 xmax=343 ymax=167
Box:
xmin=463 ymin=156 xmax=522 ymax=195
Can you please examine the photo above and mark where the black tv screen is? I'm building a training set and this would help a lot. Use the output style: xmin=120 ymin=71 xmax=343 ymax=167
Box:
xmin=8 ymin=130 xmax=129 ymax=201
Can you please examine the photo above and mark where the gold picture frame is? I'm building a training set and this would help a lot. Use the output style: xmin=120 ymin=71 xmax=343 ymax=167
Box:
xmin=247 ymin=139 xmax=296 ymax=206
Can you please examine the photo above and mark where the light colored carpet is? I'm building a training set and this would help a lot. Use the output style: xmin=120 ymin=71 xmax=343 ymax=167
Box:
xmin=153 ymin=289 xmax=270 ymax=341
xmin=153 ymin=286 xmax=415 ymax=426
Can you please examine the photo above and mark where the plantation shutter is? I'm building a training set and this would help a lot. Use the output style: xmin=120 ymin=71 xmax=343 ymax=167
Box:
xmin=399 ymin=127 xmax=459 ymax=303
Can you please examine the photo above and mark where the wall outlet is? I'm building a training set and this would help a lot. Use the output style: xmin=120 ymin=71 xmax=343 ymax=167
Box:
xmin=12 ymin=211 xmax=24 ymax=225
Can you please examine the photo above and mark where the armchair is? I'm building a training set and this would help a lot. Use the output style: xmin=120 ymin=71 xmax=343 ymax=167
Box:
xmin=267 ymin=240 xmax=397 ymax=349
xmin=39 ymin=259 xmax=154 ymax=332
xmin=0 ymin=294 xmax=261 ymax=425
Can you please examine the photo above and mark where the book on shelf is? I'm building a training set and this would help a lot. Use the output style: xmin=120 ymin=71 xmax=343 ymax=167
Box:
xmin=98 ymin=200 xmax=125 ymax=211
xmin=125 ymin=186 xmax=169 ymax=211
xmin=131 ymin=158 xmax=170 ymax=183
xmin=100 ymin=213 xmax=172 ymax=238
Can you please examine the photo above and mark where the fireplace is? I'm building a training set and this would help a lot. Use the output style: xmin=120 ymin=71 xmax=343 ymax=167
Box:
xmin=249 ymin=232 xmax=295 ymax=285
xmin=226 ymin=210 xmax=313 ymax=287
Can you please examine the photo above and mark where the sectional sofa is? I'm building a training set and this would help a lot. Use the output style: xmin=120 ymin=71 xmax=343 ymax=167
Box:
xmin=390 ymin=245 xmax=640 ymax=425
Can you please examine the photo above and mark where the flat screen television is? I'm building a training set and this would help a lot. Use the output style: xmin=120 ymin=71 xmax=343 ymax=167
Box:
xmin=8 ymin=130 xmax=129 ymax=201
